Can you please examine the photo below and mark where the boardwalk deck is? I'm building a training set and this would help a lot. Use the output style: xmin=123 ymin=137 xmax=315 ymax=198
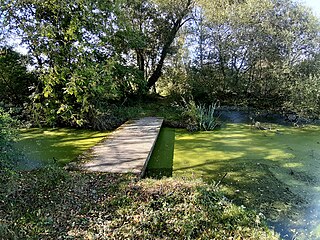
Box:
xmin=81 ymin=117 xmax=163 ymax=176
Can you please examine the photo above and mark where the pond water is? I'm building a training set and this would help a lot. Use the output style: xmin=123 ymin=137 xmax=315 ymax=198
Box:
xmin=14 ymin=128 xmax=109 ymax=170
xmin=14 ymin=123 xmax=320 ymax=238
xmin=146 ymin=124 xmax=320 ymax=239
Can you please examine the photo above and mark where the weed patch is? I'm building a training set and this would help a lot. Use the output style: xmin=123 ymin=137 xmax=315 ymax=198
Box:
xmin=0 ymin=168 xmax=278 ymax=239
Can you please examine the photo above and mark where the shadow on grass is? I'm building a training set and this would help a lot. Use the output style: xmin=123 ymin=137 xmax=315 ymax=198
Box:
xmin=0 ymin=170 xmax=136 ymax=239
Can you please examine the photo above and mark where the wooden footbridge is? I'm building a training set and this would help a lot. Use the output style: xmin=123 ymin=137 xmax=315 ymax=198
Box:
xmin=80 ymin=117 xmax=163 ymax=177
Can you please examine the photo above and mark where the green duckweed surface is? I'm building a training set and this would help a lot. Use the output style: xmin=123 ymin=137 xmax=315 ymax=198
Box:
xmin=14 ymin=124 xmax=320 ymax=239
xmin=15 ymin=128 xmax=109 ymax=169
xmin=148 ymin=124 xmax=320 ymax=239
xmin=145 ymin=128 xmax=175 ymax=178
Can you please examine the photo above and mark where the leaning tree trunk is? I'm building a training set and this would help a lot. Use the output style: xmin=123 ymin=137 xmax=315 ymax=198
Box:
xmin=146 ymin=0 xmax=192 ymax=89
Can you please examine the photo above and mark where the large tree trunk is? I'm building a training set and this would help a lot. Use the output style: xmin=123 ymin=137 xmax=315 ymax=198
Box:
xmin=136 ymin=49 xmax=145 ymax=74
xmin=147 ymin=25 xmax=181 ymax=89
xmin=146 ymin=0 xmax=192 ymax=89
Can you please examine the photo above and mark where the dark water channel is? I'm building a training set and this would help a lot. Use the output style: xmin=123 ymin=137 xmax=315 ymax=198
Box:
xmin=146 ymin=109 xmax=320 ymax=239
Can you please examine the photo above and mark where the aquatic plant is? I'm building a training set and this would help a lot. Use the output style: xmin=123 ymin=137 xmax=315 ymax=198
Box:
xmin=196 ymin=101 xmax=220 ymax=131
xmin=182 ymin=99 xmax=220 ymax=131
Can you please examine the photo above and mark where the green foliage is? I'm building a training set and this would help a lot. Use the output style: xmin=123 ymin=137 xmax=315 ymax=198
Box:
xmin=106 ymin=96 xmax=183 ymax=125
xmin=196 ymin=102 xmax=220 ymax=131
xmin=167 ymin=0 xmax=320 ymax=114
xmin=2 ymin=0 xmax=121 ymax=127
xmin=0 ymin=108 xmax=18 ymax=169
xmin=284 ymin=54 xmax=320 ymax=119
xmin=182 ymin=99 xmax=220 ymax=131
xmin=0 ymin=48 xmax=37 ymax=106
xmin=158 ymin=64 xmax=190 ymax=98
xmin=1 ymin=0 xmax=194 ymax=128
xmin=186 ymin=67 xmax=222 ymax=103
xmin=32 ymin=59 xmax=118 ymax=127
xmin=2 ymin=0 xmax=320 ymax=121
xmin=109 ymin=0 xmax=193 ymax=89
xmin=181 ymin=99 xmax=199 ymax=131
xmin=0 ymin=170 xmax=278 ymax=239
xmin=284 ymin=74 xmax=320 ymax=119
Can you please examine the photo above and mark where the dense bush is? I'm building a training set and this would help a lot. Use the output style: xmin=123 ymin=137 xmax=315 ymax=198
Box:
xmin=0 ymin=48 xmax=37 ymax=106
xmin=0 ymin=107 xmax=18 ymax=169
xmin=284 ymin=75 xmax=320 ymax=119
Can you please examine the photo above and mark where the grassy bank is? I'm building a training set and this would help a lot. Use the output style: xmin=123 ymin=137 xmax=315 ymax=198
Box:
xmin=0 ymin=167 xmax=278 ymax=239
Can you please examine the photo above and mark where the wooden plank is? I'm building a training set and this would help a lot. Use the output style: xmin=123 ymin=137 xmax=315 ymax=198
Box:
xmin=81 ymin=117 xmax=163 ymax=176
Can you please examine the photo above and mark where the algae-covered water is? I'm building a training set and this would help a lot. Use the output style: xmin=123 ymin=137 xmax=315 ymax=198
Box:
xmin=14 ymin=124 xmax=320 ymax=238
xmin=14 ymin=128 xmax=109 ymax=170
xmin=147 ymin=124 xmax=320 ymax=239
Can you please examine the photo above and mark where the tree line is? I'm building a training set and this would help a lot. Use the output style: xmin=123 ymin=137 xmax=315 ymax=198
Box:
xmin=1 ymin=0 xmax=320 ymax=128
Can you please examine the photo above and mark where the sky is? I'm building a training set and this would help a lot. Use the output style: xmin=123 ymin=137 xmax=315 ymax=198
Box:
xmin=300 ymin=0 xmax=320 ymax=16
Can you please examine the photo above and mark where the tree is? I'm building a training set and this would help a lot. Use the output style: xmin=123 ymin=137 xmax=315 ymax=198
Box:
xmin=186 ymin=0 xmax=320 ymax=108
xmin=2 ymin=0 xmax=120 ymax=127
xmin=1 ymin=0 xmax=195 ymax=126
xmin=145 ymin=0 xmax=193 ymax=89
xmin=284 ymin=53 xmax=320 ymax=118
xmin=104 ymin=0 xmax=194 ymax=90
xmin=0 ymin=47 xmax=36 ymax=105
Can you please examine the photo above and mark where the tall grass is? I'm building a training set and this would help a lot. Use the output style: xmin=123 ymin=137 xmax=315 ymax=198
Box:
xmin=182 ymin=99 xmax=220 ymax=131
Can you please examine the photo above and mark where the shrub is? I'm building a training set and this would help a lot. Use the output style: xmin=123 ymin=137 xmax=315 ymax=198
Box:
xmin=0 ymin=48 xmax=37 ymax=106
xmin=284 ymin=74 xmax=320 ymax=119
xmin=0 ymin=107 xmax=18 ymax=169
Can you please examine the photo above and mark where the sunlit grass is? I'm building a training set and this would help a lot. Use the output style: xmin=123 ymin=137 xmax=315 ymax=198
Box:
xmin=15 ymin=128 xmax=109 ymax=167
